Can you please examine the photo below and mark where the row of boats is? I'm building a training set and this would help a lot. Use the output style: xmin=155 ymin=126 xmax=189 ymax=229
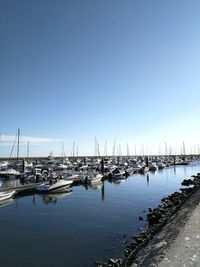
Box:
xmin=0 ymin=155 xmax=195 ymax=204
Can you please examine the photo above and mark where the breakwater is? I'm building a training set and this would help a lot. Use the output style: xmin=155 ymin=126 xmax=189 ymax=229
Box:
xmin=95 ymin=173 xmax=200 ymax=267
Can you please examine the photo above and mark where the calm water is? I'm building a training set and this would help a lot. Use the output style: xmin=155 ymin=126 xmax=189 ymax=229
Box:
xmin=0 ymin=162 xmax=200 ymax=267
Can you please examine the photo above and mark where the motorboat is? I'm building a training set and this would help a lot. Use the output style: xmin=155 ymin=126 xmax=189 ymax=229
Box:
xmin=35 ymin=179 xmax=73 ymax=193
xmin=125 ymin=167 xmax=135 ymax=175
xmin=85 ymin=173 xmax=103 ymax=185
xmin=0 ymin=167 xmax=20 ymax=178
xmin=138 ymin=166 xmax=149 ymax=174
xmin=149 ymin=162 xmax=158 ymax=171
xmin=157 ymin=161 xmax=166 ymax=169
xmin=131 ymin=162 xmax=143 ymax=172
xmin=111 ymin=168 xmax=127 ymax=180
xmin=53 ymin=164 xmax=68 ymax=171
xmin=0 ymin=190 xmax=15 ymax=202
xmin=62 ymin=171 xmax=85 ymax=183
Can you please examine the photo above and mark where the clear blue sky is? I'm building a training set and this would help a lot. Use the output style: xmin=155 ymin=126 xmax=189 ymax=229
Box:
xmin=1 ymin=0 xmax=200 ymax=157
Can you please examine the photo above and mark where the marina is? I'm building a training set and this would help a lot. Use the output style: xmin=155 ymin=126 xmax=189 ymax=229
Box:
xmin=0 ymin=156 xmax=200 ymax=267
xmin=2 ymin=1 xmax=200 ymax=266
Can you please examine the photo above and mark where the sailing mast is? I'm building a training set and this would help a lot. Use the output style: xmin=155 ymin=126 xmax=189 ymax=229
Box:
xmin=73 ymin=142 xmax=75 ymax=158
xmin=17 ymin=128 xmax=20 ymax=163
xmin=127 ymin=143 xmax=130 ymax=157
xmin=112 ymin=138 xmax=116 ymax=157
xmin=97 ymin=143 xmax=100 ymax=157
xmin=76 ymin=145 xmax=78 ymax=157
xmin=94 ymin=137 xmax=98 ymax=156
xmin=182 ymin=140 xmax=186 ymax=155
xmin=103 ymin=140 xmax=107 ymax=157
xmin=27 ymin=141 xmax=30 ymax=161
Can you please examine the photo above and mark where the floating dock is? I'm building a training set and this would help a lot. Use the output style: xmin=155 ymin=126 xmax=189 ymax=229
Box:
xmin=0 ymin=183 xmax=42 ymax=194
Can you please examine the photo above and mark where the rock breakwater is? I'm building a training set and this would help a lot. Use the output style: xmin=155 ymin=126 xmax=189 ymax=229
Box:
xmin=95 ymin=173 xmax=200 ymax=267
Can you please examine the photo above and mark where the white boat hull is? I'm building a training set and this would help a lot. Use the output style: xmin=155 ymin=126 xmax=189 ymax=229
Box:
xmin=36 ymin=179 xmax=73 ymax=193
xmin=85 ymin=173 xmax=103 ymax=185
xmin=0 ymin=190 xmax=15 ymax=201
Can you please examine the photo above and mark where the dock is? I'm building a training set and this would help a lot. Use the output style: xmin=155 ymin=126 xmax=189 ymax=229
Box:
xmin=0 ymin=183 xmax=42 ymax=194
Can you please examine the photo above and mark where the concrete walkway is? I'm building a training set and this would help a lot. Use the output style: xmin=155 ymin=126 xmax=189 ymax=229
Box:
xmin=157 ymin=202 xmax=200 ymax=267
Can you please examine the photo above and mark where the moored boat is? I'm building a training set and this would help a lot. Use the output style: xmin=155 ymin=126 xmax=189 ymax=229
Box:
xmin=0 ymin=190 xmax=15 ymax=202
xmin=149 ymin=162 xmax=158 ymax=171
xmin=0 ymin=167 xmax=20 ymax=178
xmin=85 ymin=173 xmax=103 ymax=185
xmin=157 ymin=161 xmax=166 ymax=169
xmin=111 ymin=169 xmax=127 ymax=180
xmin=35 ymin=179 xmax=73 ymax=193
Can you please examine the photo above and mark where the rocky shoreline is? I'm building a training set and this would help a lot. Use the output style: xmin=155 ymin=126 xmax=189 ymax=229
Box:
xmin=95 ymin=173 xmax=200 ymax=267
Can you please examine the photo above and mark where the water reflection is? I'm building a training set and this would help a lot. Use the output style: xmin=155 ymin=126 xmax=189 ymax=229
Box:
xmin=0 ymin=198 xmax=15 ymax=208
xmin=84 ymin=181 xmax=103 ymax=190
xmin=101 ymin=182 xmax=105 ymax=201
xmin=183 ymin=166 xmax=187 ymax=176
xmin=32 ymin=194 xmax=36 ymax=205
xmin=84 ymin=181 xmax=105 ymax=201
xmin=146 ymin=174 xmax=149 ymax=186
xmin=41 ymin=190 xmax=73 ymax=205
xmin=112 ymin=179 xmax=125 ymax=185
xmin=173 ymin=166 xmax=176 ymax=175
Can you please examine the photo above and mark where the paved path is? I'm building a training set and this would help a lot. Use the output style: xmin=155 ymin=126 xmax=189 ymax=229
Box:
xmin=157 ymin=203 xmax=200 ymax=267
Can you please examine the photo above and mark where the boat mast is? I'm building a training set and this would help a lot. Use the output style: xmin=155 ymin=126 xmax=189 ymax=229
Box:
xmin=165 ymin=142 xmax=167 ymax=155
xmin=76 ymin=146 xmax=78 ymax=157
xmin=94 ymin=137 xmax=98 ymax=156
xmin=17 ymin=128 xmax=20 ymax=162
xmin=27 ymin=141 xmax=29 ymax=161
xmin=127 ymin=143 xmax=130 ymax=157
xmin=103 ymin=140 xmax=107 ymax=157
xmin=183 ymin=140 xmax=186 ymax=155
xmin=72 ymin=141 xmax=75 ymax=158
xmin=112 ymin=138 xmax=116 ymax=157
xmin=61 ymin=141 xmax=64 ymax=159
xmin=97 ymin=143 xmax=100 ymax=157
